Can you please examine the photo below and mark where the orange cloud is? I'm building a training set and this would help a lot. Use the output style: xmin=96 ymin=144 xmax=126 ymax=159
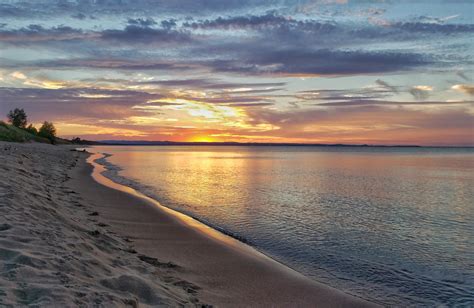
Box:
xmin=452 ymin=84 xmax=474 ymax=96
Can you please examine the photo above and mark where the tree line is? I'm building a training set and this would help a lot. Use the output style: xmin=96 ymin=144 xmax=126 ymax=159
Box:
xmin=7 ymin=108 xmax=57 ymax=144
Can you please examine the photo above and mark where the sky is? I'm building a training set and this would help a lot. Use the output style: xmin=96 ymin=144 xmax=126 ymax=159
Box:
xmin=0 ymin=0 xmax=473 ymax=145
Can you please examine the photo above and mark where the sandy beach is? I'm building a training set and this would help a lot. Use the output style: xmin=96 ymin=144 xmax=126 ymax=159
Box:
xmin=0 ymin=142 xmax=377 ymax=307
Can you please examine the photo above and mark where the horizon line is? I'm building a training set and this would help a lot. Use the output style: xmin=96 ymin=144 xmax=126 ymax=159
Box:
xmin=84 ymin=140 xmax=474 ymax=148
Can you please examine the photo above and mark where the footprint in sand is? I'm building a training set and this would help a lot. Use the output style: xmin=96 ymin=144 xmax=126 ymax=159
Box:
xmin=88 ymin=230 xmax=101 ymax=237
xmin=138 ymin=255 xmax=179 ymax=269
xmin=0 ymin=224 xmax=11 ymax=232
xmin=100 ymin=275 xmax=164 ymax=306
xmin=173 ymin=280 xmax=201 ymax=295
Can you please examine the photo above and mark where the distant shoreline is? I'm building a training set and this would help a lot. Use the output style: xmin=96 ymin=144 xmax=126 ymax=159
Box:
xmin=89 ymin=140 xmax=474 ymax=148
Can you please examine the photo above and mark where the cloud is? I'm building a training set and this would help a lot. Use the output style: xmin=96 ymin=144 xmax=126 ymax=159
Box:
xmin=294 ymin=87 xmax=390 ymax=102
xmin=409 ymin=85 xmax=433 ymax=100
xmin=456 ymin=71 xmax=470 ymax=81
xmin=0 ymin=24 xmax=91 ymax=43
xmin=244 ymin=105 xmax=474 ymax=145
xmin=392 ymin=22 xmax=474 ymax=34
xmin=247 ymin=103 xmax=473 ymax=132
xmin=127 ymin=18 xmax=158 ymax=27
xmin=179 ymin=94 xmax=274 ymax=104
xmin=3 ymin=37 xmax=431 ymax=76
xmin=375 ymin=79 xmax=399 ymax=93
xmin=71 ymin=13 xmax=87 ymax=20
xmin=2 ymin=11 xmax=464 ymax=78
xmin=184 ymin=13 xmax=474 ymax=45
xmin=74 ymin=77 xmax=285 ymax=94
xmin=0 ymin=0 xmax=279 ymax=19
xmin=0 ymin=87 xmax=164 ymax=121
xmin=161 ymin=19 xmax=178 ymax=29
xmin=413 ymin=15 xmax=460 ymax=24
xmin=135 ymin=101 xmax=184 ymax=107
xmin=0 ymin=23 xmax=191 ymax=45
xmin=205 ymin=49 xmax=430 ymax=76
xmin=136 ymin=78 xmax=286 ymax=90
xmin=25 ymin=59 xmax=195 ymax=71
xmin=452 ymin=84 xmax=474 ymax=96
xmin=0 ymin=84 xmax=274 ymax=126
xmin=4 ymin=47 xmax=431 ymax=77
xmin=228 ymin=102 xmax=274 ymax=107
xmin=0 ymin=3 xmax=31 ymax=18
xmin=100 ymin=24 xmax=192 ymax=44
xmin=316 ymin=99 xmax=472 ymax=107
xmin=1 ymin=1 xmax=473 ymax=145
xmin=183 ymin=13 xmax=321 ymax=31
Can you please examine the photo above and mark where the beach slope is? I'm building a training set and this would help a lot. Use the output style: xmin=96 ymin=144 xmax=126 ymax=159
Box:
xmin=0 ymin=142 xmax=202 ymax=306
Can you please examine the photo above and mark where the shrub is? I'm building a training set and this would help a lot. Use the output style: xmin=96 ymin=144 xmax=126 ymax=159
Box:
xmin=7 ymin=108 xmax=27 ymax=128
xmin=25 ymin=124 xmax=38 ymax=135
xmin=38 ymin=121 xmax=57 ymax=144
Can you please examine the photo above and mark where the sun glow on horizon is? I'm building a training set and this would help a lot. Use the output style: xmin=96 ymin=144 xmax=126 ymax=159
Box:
xmin=188 ymin=135 xmax=218 ymax=143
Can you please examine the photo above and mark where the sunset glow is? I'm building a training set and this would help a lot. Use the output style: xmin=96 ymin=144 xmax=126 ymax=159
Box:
xmin=1 ymin=2 xmax=473 ymax=306
xmin=0 ymin=1 xmax=473 ymax=145
xmin=188 ymin=136 xmax=218 ymax=143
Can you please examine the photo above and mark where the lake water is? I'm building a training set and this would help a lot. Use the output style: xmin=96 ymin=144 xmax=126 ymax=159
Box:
xmin=92 ymin=145 xmax=474 ymax=306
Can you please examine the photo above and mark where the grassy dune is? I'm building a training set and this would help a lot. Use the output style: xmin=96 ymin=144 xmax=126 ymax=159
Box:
xmin=0 ymin=121 xmax=51 ymax=143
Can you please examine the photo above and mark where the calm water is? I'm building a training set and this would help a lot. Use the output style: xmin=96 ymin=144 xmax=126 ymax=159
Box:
xmin=92 ymin=146 xmax=474 ymax=306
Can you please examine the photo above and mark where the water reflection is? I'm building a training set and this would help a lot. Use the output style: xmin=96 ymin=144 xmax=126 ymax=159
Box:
xmin=93 ymin=146 xmax=474 ymax=306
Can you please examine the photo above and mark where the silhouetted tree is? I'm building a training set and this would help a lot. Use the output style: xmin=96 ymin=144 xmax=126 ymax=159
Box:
xmin=7 ymin=108 xmax=27 ymax=128
xmin=25 ymin=124 xmax=38 ymax=135
xmin=39 ymin=121 xmax=57 ymax=144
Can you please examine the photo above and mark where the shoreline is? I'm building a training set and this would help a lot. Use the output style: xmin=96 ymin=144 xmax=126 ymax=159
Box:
xmin=90 ymin=151 xmax=369 ymax=299
xmin=95 ymin=152 xmax=257 ymax=247
xmin=79 ymin=149 xmax=378 ymax=306
xmin=0 ymin=142 xmax=378 ymax=306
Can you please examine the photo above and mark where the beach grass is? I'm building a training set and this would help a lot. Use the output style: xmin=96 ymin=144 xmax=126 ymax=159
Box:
xmin=0 ymin=121 xmax=51 ymax=143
